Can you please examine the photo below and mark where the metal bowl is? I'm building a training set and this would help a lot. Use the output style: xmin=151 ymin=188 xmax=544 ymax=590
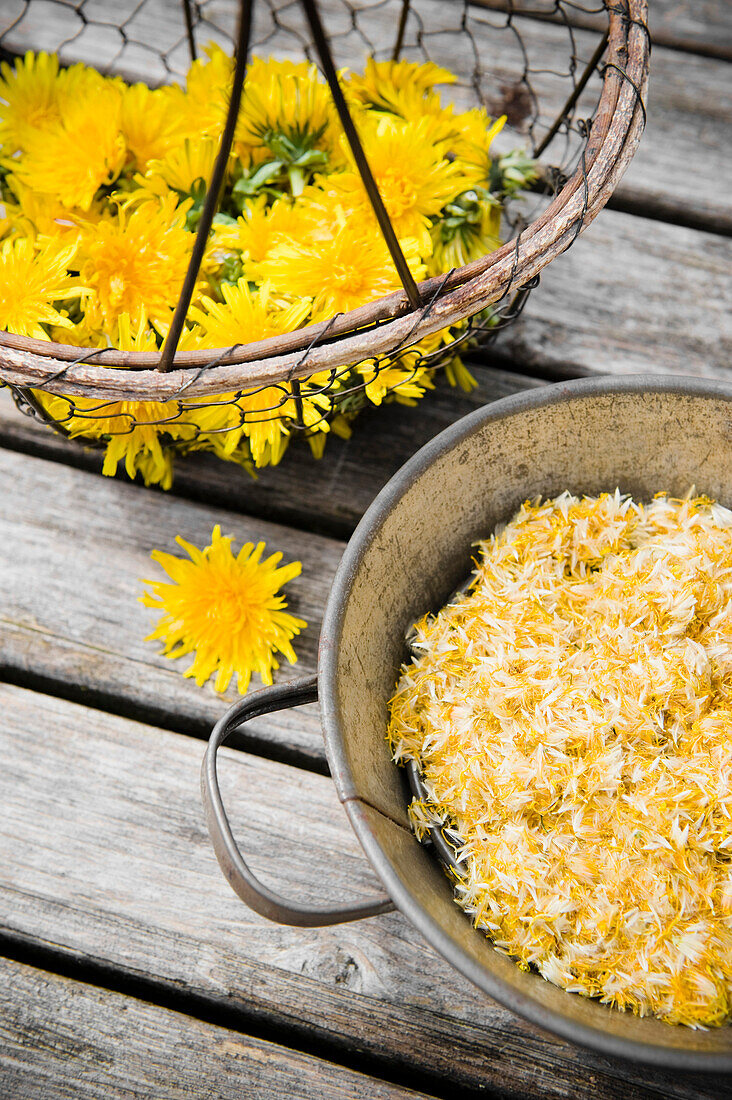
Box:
xmin=203 ymin=374 xmax=732 ymax=1069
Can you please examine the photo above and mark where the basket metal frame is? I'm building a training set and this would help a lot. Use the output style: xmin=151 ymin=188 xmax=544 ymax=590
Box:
xmin=0 ymin=0 xmax=649 ymax=405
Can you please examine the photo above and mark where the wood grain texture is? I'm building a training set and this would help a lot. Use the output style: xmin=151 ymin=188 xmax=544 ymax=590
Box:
xmin=493 ymin=209 xmax=732 ymax=378
xmin=0 ymin=683 xmax=730 ymax=1100
xmin=0 ymin=368 xmax=539 ymax=538
xmin=617 ymin=43 xmax=732 ymax=233
xmin=0 ymin=445 xmax=338 ymax=764
xmin=648 ymin=0 xmax=732 ymax=58
xmin=472 ymin=0 xmax=732 ymax=60
xmin=0 ymin=958 xmax=434 ymax=1100
xmin=0 ymin=0 xmax=725 ymax=232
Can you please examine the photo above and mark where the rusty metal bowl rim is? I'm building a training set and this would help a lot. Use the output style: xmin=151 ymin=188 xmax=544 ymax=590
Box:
xmin=0 ymin=0 xmax=649 ymax=400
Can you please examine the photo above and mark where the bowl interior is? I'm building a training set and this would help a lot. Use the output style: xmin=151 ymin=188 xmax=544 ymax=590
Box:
xmin=321 ymin=378 xmax=732 ymax=1065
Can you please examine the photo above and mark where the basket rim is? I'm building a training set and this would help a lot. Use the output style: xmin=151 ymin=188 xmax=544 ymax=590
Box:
xmin=0 ymin=0 xmax=649 ymax=400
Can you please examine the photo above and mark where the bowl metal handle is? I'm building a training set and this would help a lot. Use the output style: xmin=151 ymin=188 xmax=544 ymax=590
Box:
xmin=201 ymin=674 xmax=396 ymax=926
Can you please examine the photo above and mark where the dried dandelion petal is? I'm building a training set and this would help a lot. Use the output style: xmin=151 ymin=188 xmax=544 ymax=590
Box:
xmin=388 ymin=491 xmax=732 ymax=1027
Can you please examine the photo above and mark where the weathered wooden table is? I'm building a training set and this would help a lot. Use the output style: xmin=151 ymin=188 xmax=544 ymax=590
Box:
xmin=0 ymin=1 xmax=731 ymax=1096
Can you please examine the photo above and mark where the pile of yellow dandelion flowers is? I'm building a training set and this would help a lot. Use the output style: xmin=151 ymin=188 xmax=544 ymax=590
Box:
xmin=389 ymin=492 xmax=732 ymax=1027
xmin=0 ymin=48 xmax=535 ymax=487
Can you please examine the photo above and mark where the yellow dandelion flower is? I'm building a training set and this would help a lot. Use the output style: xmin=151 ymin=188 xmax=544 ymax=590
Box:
xmin=188 ymin=282 xmax=313 ymax=466
xmin=450 ymin=109 xmax=506 ymax=179
xmin=256 ymin=200 xmax=425 ymax=316
xmin=45 ymin=319 xmax=105 ymax=348
xmin=235 ymin=195 xmax=300 ymax=276
xmin=189 ymin=279 xmax=310 ymax=348
xmin=346 ymin=58 xmax=455 ymax=113
xmin=0 ymin=235 xmax=88 ymax=339
xmin=238 ymin=56 xmax=341 ymax=152
xmin=0 ymin=50 xmax=61 ymax=153
xmin=234 ymin=56 xmax=348 ymax=188
xmin=4 ymin=174 xmax=103 ymax=241
xmin=144 ymin=136 xmax=219 ymax=197
xmin=121 ymin=83 xmax=188 ymax=173
xmin=327 ymin=115 xmax=466 ymax=252
xmin=11 ymin=73 xmax=125 ymax=210
xmin=140 ymin=525 xmax=307 ymax=694
xmin=37 ymin=313 xmax=192 ymax=489
xmin=78 ymin=193 xmax=192 ymax=330
xmin=180 ymin=42 xmax=233 ymax=141
xmin=358 ymin=358 xmax=435 ymax=407
xmin=189 ymin=386 xmax=289 ymax=469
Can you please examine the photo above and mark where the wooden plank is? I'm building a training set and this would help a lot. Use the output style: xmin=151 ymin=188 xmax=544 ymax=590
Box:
xmin=646 ymin=0 xmax=732 ymax=58
xmin=471 ymin=0 xmax=732 ymax=61
xmin=613 ymin=44 xmax=732 ymax=233
xmin=458 ymin=8 xmax=732 ymax=233
xmin=0 ymin=958 xmax=433 ymax=1100
xmin=492 ymin=209 xmax=732 ymax=379
xmin=0 ymin=683 xmax=730 ymax=1100
xmin=0 ymin=368 xmax=539 ymax=539
xmin=0 ymin=445 xmax=342 ymax=765
xmin=0 ymin=1 xmax=729 ymax=229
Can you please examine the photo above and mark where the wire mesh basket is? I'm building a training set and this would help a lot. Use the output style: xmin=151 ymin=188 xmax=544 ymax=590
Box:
xmin=0 ymin=0 xmax=649 ymax=484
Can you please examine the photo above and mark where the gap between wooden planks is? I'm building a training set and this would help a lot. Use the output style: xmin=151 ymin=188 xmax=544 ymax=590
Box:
xmin=1 ymin=682 xmax=731 ymax=1100
xmin=0 ymin=958 xmax=435 ymax=1100
xmin=1 ymin=0 xmax=730 ymax=232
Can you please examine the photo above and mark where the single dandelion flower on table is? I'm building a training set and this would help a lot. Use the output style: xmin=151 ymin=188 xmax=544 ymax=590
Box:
xmin=0 ymin=235 xmax=88 ymax=339
xmin=140 ymin=525 xmax=307 ymax=694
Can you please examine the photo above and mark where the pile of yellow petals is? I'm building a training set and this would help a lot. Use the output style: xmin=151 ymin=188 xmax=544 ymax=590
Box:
xmin=141 ymin=525 xmax=306 ymax=694
xmin=0 ymin=48 xmax=529 ymax=486
xmin=389 ymin=492 xmax=732 ymax=1027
